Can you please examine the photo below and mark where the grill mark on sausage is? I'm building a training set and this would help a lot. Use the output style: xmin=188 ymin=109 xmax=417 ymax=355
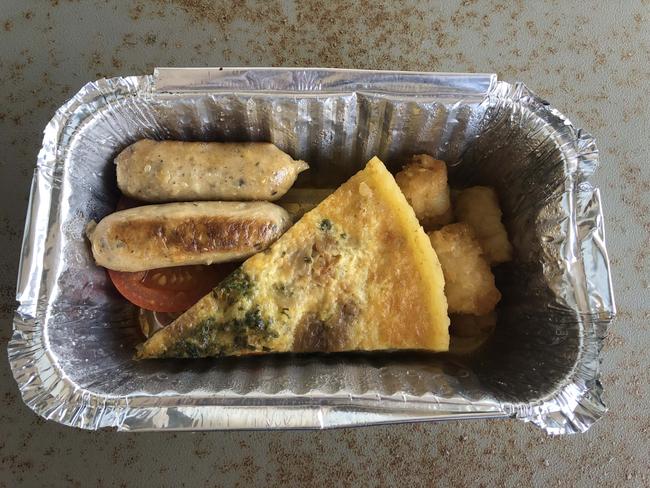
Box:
xmin=108 ymin=217 xmax=278 ymax=255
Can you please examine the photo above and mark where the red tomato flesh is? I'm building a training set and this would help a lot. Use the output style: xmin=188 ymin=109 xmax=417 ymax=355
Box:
xmin=108 ymin=195 xmax=239 ymax=313
xmin=108 ymin=263 xmax=238 ymax=313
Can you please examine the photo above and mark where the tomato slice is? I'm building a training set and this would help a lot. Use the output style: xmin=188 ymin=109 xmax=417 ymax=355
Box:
xmin=108 ymin=263 xmax=238 ymax=313
xmin=108 ymin=195 xmax=239 ymax=312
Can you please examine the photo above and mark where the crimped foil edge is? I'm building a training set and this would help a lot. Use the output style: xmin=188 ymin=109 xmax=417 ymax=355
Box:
xmin=8 ymin=70 xmax=615 ymax=434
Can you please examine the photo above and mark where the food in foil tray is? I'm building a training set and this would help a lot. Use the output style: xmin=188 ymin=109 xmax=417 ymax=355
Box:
xmin=137 ymin=157 xmax=449 ymax=358
xmin=428 ymin=223 xmax=501 ymax=316
xmin=87 ymin=140 xmax=513 ymax=358
xmin=116 ymin=140 xmax=308 ymax=202
xmin=394 ymin=154 xmax=453 ymax=229
xmin=86 ymin=201 xmax=291 ymax=272
xmin=454 ymin=186 xmax=513 ymax=265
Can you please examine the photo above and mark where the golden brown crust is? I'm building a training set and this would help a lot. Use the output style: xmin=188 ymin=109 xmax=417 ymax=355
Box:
xmin=116 ymin=140 xmax=308 ymax=202
xmin=454 ymin=186 xmax=513 ymax=265
xmin=137 ymin=157 xmax=450 ymax=359
xmin=394 ymin=154 xmax=453 ymax=229
xmin=88 ymin=202 xmax=291 ymax=272
xmin=428 ymin=223 xmax=501 ymax=315
xmin=293 ymin=301 xmax=359 ymax=352
xmin=108 ymin=218 xmax=276 ymax=254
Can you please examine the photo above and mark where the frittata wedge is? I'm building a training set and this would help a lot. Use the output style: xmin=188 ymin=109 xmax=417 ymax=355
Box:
xmin=137 ymin=157 xmax=449 ymax=358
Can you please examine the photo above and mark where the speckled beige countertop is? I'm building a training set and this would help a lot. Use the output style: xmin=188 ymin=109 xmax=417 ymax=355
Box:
xmin=1 ymin=1 xmax=648 ymax=486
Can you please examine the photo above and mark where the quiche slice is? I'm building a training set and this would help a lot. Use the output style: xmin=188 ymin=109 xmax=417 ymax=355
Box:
xmin=137 ymin=157 xmax=450 ymax=358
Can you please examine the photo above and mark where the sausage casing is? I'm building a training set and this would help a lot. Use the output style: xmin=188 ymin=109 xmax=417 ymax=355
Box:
xmin=86 ymin=202 xmax=291 ymax=272
xmin=116 ymin=140 xmax=308 ymax=202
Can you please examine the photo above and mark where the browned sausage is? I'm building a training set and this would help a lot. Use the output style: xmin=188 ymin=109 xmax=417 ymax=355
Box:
xmin=116 ymin=140 xmax=308 ymax=202
xmin=86 ymin=202 xmax=291 ymax=272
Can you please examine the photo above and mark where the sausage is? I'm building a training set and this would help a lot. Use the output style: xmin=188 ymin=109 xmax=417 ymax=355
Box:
xmin=86 ymin=202 xmax=291 ymax=272
xmin=115 ymin=140 xmax=309 ymax=202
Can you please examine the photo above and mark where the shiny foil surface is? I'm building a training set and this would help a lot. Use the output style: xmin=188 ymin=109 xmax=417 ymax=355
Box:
xmin=8 ymin=68 xmax=615 ymax=434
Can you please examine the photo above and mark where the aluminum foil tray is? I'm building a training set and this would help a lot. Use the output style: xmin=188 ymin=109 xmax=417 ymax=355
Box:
xmin=8 ymin=68 xmax=615 ymax=434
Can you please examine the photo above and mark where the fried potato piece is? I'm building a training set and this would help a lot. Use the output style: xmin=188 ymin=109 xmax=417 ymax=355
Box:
xmin=454 ymin=186 xmax=513 ymax=265
xmin=395 ymin=154 xmax=453 ymax=229
xmin=428 ymin=223 xmax=501 ymax=315
xmin=449 ymin=312 xmax=497 ymax=338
